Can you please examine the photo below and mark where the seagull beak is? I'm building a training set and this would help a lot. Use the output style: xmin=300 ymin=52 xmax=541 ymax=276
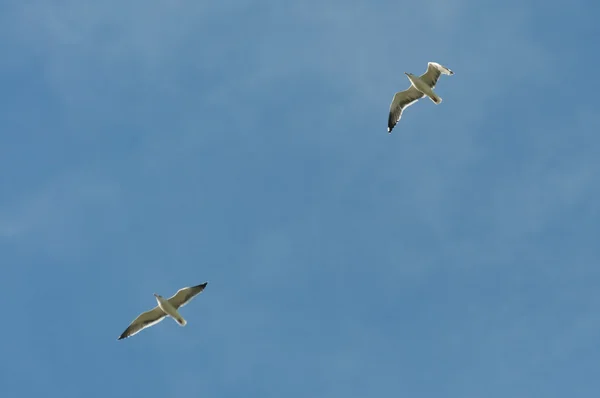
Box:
xmin=404 ymin=72 xmax=408 ymax=75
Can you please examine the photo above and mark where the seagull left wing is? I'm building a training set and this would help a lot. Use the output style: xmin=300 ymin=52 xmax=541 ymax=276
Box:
xmin=388 ymin=86 xmax=424 ymax=133
xmin=167 ymin=282 xmax=208 ymax=309
xmin=118 ymin=306 xmax=166 ymax=340
xmin=419 ymin=62 xmax=454 ymax=89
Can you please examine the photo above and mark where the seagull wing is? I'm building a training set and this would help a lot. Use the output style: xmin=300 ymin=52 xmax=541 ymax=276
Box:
xmin=388 ymin=86 xmax=424 ymax=132
xmin=118 ymin=306 xmax=166 ymax=340
xmin=167 ymin=282 xmax=208 ymax=309
xmin=419 ymin=62 xmax=454 ymax=89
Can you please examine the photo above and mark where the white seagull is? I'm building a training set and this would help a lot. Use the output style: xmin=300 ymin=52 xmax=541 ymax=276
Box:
xmin=118 ymin=282 xmax=208 ymax=340
xmin=387 ymin=62 xmax=454 ymax=133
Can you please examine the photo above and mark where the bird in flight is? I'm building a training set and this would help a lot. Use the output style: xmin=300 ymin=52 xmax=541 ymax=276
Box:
xmin=118 ymin=282 xmax=208 ymax=340
xmin=387 ymin=62 xmax=454 ymax=133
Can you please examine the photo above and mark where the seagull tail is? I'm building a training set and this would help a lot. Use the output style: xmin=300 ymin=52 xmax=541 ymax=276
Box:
xmin=176 ymin=316 xmax=187 ymax=326
xmin=429 ymin=93 xmax=442 ymax=104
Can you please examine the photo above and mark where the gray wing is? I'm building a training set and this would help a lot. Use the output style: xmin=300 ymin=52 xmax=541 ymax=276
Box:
xmin=419 ymin=62 xmax=454 ymax=89
xmin=387 ymin=86 xmax=424 ymax=132
xmin=167 ymin=282 xmax=208 ymax=309
xmin=118 ymin=306 xmax=166 ymax=340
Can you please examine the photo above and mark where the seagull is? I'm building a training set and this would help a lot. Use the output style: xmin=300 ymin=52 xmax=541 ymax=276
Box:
xmin=387 ymin=62 xmax=454 ymax=133
xmin=118 ymin=282 xmax=208 ymax=340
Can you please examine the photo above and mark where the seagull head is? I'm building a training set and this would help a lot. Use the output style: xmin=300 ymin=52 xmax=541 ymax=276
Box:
xmin=153 ymin=293 xmax=161 ymax=298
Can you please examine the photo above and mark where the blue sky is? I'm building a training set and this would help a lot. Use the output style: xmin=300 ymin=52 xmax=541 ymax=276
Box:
xmin=1 ymin=0 xmax=599 ymax=396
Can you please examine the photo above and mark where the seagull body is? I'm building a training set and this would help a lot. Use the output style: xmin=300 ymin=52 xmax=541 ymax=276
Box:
xmin=154 ymin=293 xmax=187 ymax=326
xmin=388 ymin=62 xmax=454 ymax=133
xmin=118 ymin=282 xmax=207 ymax=340
xmin=405 ymin=72 xmax=440 ymax=103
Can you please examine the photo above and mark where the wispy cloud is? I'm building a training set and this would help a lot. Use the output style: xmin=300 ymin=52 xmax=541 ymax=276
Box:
xmin=1 ymin=1 xmax=599 ymax=398
xmin=0 ymin=170 xmax=123 ymax=259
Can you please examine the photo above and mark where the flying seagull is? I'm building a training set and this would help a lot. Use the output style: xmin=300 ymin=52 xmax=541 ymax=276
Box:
xmin=118 ymin=282 xmax=208 ymax=340
xmin=387 ymin=62 xmax=454 ymax=133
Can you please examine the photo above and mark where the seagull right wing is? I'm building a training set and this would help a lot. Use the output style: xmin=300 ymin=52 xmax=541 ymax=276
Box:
xmin=167 ymin=282 xmax=208 ymax=309
xmin=419 ymin=62 xmax=454 ymax=89
xmin=118 ymin=306 xmax=166 ymax=340
xmin=388 ymin=86 xmax=424 ymax=133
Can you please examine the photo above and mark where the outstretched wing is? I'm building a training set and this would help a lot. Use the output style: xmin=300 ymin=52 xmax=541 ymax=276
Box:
xmin=388 ymin=86 xmax=424 ymax=133
xmin=419 ymin=62 xmax=454 ymax=89
xmin=118 ymin=306 xmax=166 ymax=340
xmin=167 ymin=282 xmax=208 ymax=309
